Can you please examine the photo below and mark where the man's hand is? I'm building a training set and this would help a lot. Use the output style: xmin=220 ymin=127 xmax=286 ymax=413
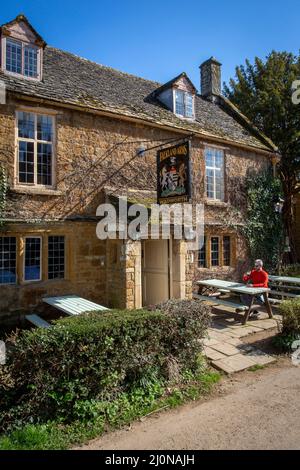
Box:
xmin=247 ymin=284 xmax=253 ymax=288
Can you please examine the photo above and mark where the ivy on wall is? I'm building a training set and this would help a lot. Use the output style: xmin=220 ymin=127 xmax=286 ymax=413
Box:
xmin=243 ymin=170 xmax=284 ymax=272
xmin=0 ymin=165 xmax=7 ymax=227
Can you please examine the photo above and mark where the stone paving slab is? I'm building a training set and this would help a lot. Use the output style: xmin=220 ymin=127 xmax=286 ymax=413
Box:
xmin=225 ymin=327 xmax=257 ymax=338
xmin=212 ymin=354 xmax=256 ymax=374
xmin=204 ymin=347 xmax=227 ymax=361
xmin=210 ymin=342 xmax=241 ymax=357
xmin=203 ymin=337 xmax=221 ymax=347
xmin=205 ymin=311 xmax=280 ymax=374
xmin=251 ymin=320 xmax=279 ymax=330
xmin=207 ymin=330 xmax=234 ymax=341
xmin=225 ymin=337 xmax=243 ymax=347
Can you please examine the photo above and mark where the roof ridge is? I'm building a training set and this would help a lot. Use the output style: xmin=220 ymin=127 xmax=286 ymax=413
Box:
xmin=46 ymin=45 xmax=162 ymax=87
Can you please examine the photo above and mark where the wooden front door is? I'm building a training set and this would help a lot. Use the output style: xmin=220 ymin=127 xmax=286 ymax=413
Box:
xmin=142 ymin=239 xmax=170 ymax=306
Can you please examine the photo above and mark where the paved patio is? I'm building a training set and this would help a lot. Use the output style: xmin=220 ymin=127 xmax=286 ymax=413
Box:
xmin=203 ymin=307 xmax=282 ymax=374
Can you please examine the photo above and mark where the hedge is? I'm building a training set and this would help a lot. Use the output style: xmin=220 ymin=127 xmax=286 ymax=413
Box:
xmin=0 ymin=302 xmax=210 ymax=431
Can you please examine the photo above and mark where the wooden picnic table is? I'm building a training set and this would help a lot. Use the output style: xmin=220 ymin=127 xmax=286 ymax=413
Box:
xmin=43 ymin=295 xmax=109 ymax=316
xmin=197 ymin=279 xmax=273 ymax=324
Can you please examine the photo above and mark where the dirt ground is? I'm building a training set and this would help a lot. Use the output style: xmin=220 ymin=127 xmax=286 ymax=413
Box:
xmin=76 ymin=333 xmax=300 ymax=451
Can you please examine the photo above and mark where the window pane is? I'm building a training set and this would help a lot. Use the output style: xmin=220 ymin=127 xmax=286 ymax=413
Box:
xmin=211 ymin=237 xmax=219 ymax=267
xmin=185 ymin=94 xmax=193 ymax=117
xmin=215 ymin=150 xmax=224 ymax=170
xmin=17 ymin=112 xmax=35 ymax=139
xmin=37 ymin=115 xmax=53 ymax=142
xmin=6 ymin=39 xmax=22 ymax=74
xmin=24 ymin=238 xmax=41 ymax=281
xmin=48 ymin=236 xmax=65 ymax=280
xmin=37 ymin=143 xmax=52 ymax=185
xmin=198 ymin=236 xmax=206 ymax=268
xmin=223 ymin=236 xmax=231 ymax=266
xmin=175 ymin=90 xmax=185 ymax=116
xmin=205 ymin=148 xmax=225 ymax=201
xmin=0 ymin=237 xmax=16 ymax=284
xmin=18 ymin=141 xmax=34 ymax=183
xmin=24 ymin=46 xmax=38 ymax=78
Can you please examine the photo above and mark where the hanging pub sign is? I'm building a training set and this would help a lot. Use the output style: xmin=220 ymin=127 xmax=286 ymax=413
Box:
xmin=157 ymin=140 xmax=192 ymax=204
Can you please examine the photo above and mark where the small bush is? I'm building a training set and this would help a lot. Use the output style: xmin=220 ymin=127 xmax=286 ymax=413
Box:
xmin=274 ymin=299 xmax=300 ymax=351
xmin=278 ymin=299 xmax=300 ymax=336
xmin=0 ymin=304 xmax=210 ymax=431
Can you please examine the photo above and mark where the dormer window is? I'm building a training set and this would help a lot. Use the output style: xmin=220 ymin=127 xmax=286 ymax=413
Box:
xmin=0 ymin=15 xmax=45 ymax=81
xmin=175 ymin=90 xmax=194 ymax=118
xmin=4 ymin=38 xmax=40 ymax=79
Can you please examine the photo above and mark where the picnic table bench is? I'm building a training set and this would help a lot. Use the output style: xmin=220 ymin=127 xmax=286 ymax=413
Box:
xmin=42 ymin=295 xmax=109 ymax=316
xmin=25 ymin=296 xmax=109 ymax=330
xmin=25 ymin=314 xmax=51 ymax=329
xmin=196 ymin=279 xmax=273 ymax=325
xmin=268 ymin=275 xmax=300 ymax=303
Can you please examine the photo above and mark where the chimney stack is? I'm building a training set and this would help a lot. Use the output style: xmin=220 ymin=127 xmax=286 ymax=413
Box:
xmin=200 ymin=57 xmax=222 ymax=100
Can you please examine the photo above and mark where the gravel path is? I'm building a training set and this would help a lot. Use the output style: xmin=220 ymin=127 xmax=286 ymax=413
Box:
xmin=77 ymin=360 xmax=300 ymax=450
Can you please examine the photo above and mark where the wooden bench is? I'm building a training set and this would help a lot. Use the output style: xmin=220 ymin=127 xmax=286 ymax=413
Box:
xmin=25 ymin=314 xmax=51 ymax=329
xmin=193 ymin=293 xmax=248 ymax=312
xmin=269 ymin=291 xmax=300 ymax=299
xmin=269 ymin=283 xmax=300 ymax=291
xmin=268 ymin=297 xmax=282 ymax=305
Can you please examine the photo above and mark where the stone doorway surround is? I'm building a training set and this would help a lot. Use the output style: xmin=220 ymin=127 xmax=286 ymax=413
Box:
xmin=203 ymin=308 xmax=282 ymax=374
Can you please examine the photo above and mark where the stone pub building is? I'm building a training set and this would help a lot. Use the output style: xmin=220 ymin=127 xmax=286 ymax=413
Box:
xmin=0 ymin=15 xmax=278 ymax=326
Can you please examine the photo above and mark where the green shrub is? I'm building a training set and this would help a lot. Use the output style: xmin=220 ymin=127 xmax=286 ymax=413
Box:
xmin=279 ymin=299 xmax=300 ymax=336
xmin=0 ymin=305 xmax=210 ymax=431
xmin=274 ymin=299 xmax=300 ymax=351
xmin=280 ymin=264 xmax=300 ymax=278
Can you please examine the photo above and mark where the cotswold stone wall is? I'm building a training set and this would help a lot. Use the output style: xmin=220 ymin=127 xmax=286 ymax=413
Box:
xmin=0 ymin=221 xmax=107 ymax=325
xmin=2 ymin=96 xmax=269 ymax=222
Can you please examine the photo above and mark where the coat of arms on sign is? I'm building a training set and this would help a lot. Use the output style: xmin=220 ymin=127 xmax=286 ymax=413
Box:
xmin=157 ymin=141 xmax=192 ymax=204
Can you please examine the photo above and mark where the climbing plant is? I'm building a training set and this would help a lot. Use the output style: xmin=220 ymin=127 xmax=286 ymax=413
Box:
xmin=0 ymin=165 xmax=7 ymax=227
xmin=243 ymin=170 xmax=284 ymax=272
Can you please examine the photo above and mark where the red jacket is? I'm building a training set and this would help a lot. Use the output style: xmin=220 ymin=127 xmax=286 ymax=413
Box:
xmin=243 ymin=269 xmax=268 ymax=288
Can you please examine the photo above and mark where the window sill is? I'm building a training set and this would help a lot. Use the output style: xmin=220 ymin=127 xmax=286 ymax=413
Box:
xmin=11 ymin=186 xmax=63 ymax=196
xmin=204 ymin=199 xmax=229 ymax=208
xmin=196 ymin=266 xmax=234 ymax=272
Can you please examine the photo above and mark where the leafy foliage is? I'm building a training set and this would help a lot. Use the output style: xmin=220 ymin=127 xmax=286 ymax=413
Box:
xmin=0 ymin=367 xmax=220 ymax=450
xmin=0 ymin=304 xmax=210 ymax=431
xmin=243 ymin=170 xmax=284 ymax=271
xmin=278 ymin=299 xmax=300 ymax=337
xmin=224 ymin=51 xmax=300 ymax=259
xmin=280 ymin=264 xmax=300 ymax=277
xmin=273 ymin=299 xmax=300 ymax=352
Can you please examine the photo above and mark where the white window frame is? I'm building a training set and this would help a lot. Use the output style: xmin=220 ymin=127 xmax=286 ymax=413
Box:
xmin=1 ymin=36 xmax=42 ymax=81
xmin=15 ymin=110 xmax=56 ymax=188
xmin=173 ymin=89 xmax=195 ymax=119
xmin=210 ymin=236 xmax=220 ymax=267
xmin=23 ymin=236 xmax=42 ymax=283
xmin=205 ymin=147 xmax=225 ymax=201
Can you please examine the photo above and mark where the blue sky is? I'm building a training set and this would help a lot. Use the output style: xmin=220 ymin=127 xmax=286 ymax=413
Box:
xmin=1 ymin=0 xmax=299 ymax=90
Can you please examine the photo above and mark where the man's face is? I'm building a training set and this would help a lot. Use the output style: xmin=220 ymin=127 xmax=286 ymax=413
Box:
xmin=255 ymin=263 xmax=262 ymax=271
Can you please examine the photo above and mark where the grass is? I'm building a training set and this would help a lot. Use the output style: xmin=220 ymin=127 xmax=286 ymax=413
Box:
xmin=248 ymin=364 xmax=266 ymax=372
xmin=0 ymin=369 xmax=220 ymax=450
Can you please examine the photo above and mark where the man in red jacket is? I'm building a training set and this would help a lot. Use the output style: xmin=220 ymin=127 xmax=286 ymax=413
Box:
xmin=243 ymin=259 xmax=269 ymax=288
xmin=241 ymin=259 xmax=268 ymax=314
